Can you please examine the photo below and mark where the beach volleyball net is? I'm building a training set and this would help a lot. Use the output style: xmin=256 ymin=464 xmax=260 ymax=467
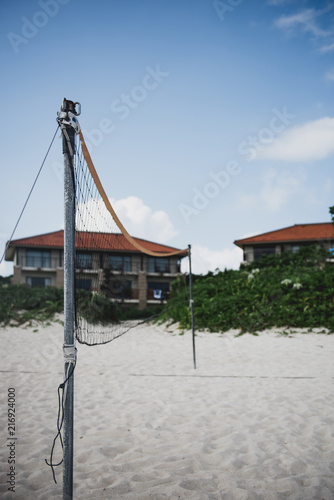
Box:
xmin=43 ymin=99 xmax=194 ymax=487
xmin=64 ymin=121 xmax=188 ymax=346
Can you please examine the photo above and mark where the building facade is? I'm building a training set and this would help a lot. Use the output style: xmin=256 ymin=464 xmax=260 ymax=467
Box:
xmin=234 ymin=223 xmax=334 ymax=264
xmin=5 ymin=230 xmax=187 ymax=309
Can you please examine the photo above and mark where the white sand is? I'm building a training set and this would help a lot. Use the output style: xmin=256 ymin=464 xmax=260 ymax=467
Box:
xmin=1 ymin=320 xmax=334 ymax=500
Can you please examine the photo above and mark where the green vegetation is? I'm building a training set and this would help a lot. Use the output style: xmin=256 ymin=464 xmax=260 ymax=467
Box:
xmin=330 ymin=205 xmax=334 ymax=226
xmin=0 ymin=275 xmax=12 ymax=285
xmin=1 ymin=246 xmax=333 ymax=332
xmin=0 ymin=284 xmax=163 ymax=327
xmin=0 ymin=284 xmax=63 ymax=325
xmin=75 ymin=289 xmax=163 ymax=324
xmin=160 ymin=246 xmax=334 ymax=334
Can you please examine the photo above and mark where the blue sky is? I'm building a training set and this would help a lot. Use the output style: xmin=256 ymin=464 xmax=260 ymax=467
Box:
xmin=0 ymin=0 xmax=334 ymax=275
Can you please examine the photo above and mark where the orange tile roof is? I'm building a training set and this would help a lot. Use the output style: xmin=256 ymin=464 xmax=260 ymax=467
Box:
xmin=8 ymin=230 xmax=187 ymax=256
xmin=234 ymin=223 xmax=334 ymax=247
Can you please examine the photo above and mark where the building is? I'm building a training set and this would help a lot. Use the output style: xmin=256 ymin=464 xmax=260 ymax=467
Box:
xmin=5 ymin=230 xmax=188 ymax=309
xmin=234 ymin=223 xmax=334 ymax=264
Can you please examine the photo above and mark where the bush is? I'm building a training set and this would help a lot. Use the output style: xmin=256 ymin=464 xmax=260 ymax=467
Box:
xmin=0 ymin=284 xmax=63 ymax=325
xmin=0 ymin=282 xmax=165 ymax=326
xmin=160 ymin=246 xmax=334 ymax=333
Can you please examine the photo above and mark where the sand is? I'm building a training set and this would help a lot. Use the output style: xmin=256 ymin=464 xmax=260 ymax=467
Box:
xmin=1 ymin=319 xmax=334 ymax=500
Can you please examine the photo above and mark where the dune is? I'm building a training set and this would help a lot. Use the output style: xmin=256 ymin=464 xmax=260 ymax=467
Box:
xmin=1 ymin=319 xmax=334 ymax=499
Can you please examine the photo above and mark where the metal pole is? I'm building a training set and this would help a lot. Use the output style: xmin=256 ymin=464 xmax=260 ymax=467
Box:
xmin=188 ymin=244 xmax=196 ymax=369
xmin=62 ymin=111 xmax=76 ymax=500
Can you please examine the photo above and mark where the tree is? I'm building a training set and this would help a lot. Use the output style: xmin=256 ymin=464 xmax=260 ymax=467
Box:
xmin=101 ymin=268 xmax=114 ymax=298
xmin=330 ymin=206 xmax=334 ymax=226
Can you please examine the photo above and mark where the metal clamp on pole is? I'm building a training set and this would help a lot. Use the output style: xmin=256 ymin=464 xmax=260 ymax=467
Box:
xmin=57 ymin=98 xmax=81 ymax=135
xmin=63 ymin=344 xmax=77 ymax=364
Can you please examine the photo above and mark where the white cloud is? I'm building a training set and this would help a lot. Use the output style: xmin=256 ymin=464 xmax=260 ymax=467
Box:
xmin=236 ymin=168 xmax=306 ymax=213
xmin=318 ymin=43 xmax=334 ymax=54
xmin=325 ymin=68 xmax=334 ymax=82
xmin=267 ymin=0 xmax=300 ymax=5
xmin=235 ymin=194 xmax=257 ymax=212
xmin=0 ymin=260 xmax=13 ymax=277
xmin=323 ymin=178 xmax=333 ymax=197
xmin=112 ymin=196 xmax=178 ymax=242
xmin=275 ymin=8 xmax=332 ymax=38
xmin=261 ymin=168 xmax=305 ymax=211
xmin=0 ymin=233 xmax=12 ymax=276
xmin=240 ymin=230 xmax=262 ymax=239
xmin=77 ymin=196 xmax=178 ymax=243
xmin=255 ymin=117 xmax=334 ymax=162
xmin=182 ymin=244 xmax=243 ymax=274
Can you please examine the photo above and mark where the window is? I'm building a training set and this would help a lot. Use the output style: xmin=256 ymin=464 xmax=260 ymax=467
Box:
xmin=76 ymin=252 xmax=92 ymax=269
xmin=109 ymin=255 xmax=131 ymax=272
xmin=292 ymin=245 xmax=300 ymax=254
xmin=148 ymin=282 xmax=170 ymax=292
xmin=26 ymin=250 xmax=51 ymax=268
xmin=148 ymin=257 xmax=170 ymax=273
xmin=107 ymin=279 xmax=132 ymax=298
xmin=76 ymin=278 xmax=92 ymax=290
xmin=26 ymin=277 xmax=51 ymax=287
xmin=330 ymin=248 xmax=334 ymax=256
xmin=254 ymin=246 xmax=276 ymax=261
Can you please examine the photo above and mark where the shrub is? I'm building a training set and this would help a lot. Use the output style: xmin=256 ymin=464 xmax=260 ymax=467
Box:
xmin=0 ymin=283 xmax=164 ymax=326
xmin=160 ymin=246 xmax=334 ymax=333
xmin=0 ymin=284 xmax=63 ymax=325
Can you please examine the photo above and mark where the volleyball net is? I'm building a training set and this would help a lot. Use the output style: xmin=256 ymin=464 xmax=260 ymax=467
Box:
xmin=62 ymin=111 xmax=189 ymax=346
xmin=44 ymin=99 xmax=194 ymax=487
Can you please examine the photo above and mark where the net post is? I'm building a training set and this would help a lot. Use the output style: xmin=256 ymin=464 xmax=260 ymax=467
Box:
xmin=188 ymin=244 xmax=196 ymax=369
xmin=61 ymin=99 xmax=77 ymax=500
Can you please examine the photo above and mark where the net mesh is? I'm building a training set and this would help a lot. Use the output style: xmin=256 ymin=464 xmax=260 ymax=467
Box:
xmin=72 ymin=129 xmax=188 ymax=345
